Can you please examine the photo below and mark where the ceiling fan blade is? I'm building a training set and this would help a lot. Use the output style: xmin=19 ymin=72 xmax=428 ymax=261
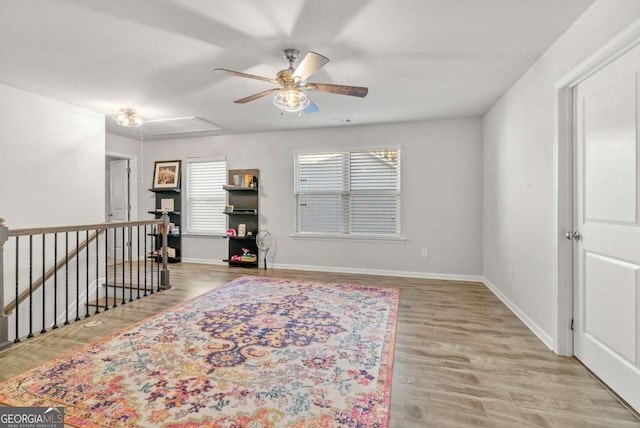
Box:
xmin=234 ymin=88 xmax=281 ymax=104
xmin=215 ymin=68 xmax=276 ymax=84
xmin=305 ymin=83 xmax=368 ymax=98
xmin=304 ymin=99 xmax=319 ymax=114
xmin=293 ymin=52 xmax=329 ymax=82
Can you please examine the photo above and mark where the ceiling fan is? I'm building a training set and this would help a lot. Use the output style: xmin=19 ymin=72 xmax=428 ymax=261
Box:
xmin=215 ymin=49 xmax=368 ymax=115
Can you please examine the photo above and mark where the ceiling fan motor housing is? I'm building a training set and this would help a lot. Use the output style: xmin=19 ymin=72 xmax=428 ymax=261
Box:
xmin=283 ymin=48 xmax=300 ymax=65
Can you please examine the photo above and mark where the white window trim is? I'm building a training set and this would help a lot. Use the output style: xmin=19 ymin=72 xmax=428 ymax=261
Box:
xmin=292 ymin=146 xmax=402 ymax=240
xmin=183 ymin=156 xmax=226 ymax=237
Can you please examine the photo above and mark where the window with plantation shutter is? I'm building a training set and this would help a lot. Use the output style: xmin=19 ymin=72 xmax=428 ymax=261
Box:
xmin=294 ymin=148 xmax=400 ymax=237
xmin=185 ymin=158 xmax=226 ymax=235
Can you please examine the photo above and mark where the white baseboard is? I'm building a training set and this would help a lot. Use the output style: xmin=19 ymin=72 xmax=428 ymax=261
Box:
xmin=271 ymin=263 xmax=484 ymax=282
xmin=481 ymin=276 xmax=555 ymax=351
xmin=181 ymin=259 xmax=483 ymax=282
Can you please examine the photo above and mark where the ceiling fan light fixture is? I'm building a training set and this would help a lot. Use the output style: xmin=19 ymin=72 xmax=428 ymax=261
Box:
xmin=114 ymin=108 xmax=143 ymax=127
xmin=273 ymin=89 xmax=310 ymax=113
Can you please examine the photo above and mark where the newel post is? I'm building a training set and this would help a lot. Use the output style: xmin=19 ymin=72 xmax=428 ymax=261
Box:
xmin=0 ymin=218 xmax=11 ymax=348
xmin=160 ymin=213 xmax=171 ymax=290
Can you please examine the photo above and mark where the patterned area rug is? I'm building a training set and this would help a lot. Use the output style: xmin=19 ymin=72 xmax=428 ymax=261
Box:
xmin=0 ymin=276 xmax=399 ymax=427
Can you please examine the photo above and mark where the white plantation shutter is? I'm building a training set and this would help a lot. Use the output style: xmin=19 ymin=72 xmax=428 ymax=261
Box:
xmin=185 ymin=159 xmax=226 ymax=235
xmin=295 ymin=149 xmax=400 ymax=236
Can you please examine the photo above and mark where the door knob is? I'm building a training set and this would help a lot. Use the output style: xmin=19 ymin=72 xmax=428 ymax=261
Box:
xmin=566 ymin=231 xmax=581 ymax=241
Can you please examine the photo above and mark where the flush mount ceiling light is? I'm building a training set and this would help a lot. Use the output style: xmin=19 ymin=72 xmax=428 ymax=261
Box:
xmin=114 ymin=108 xmax=143 ymax=127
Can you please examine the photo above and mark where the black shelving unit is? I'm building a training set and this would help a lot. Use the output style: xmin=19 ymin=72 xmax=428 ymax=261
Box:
xmin=224 ymin=169 xmax=259 ymax=267
xmin=148 ymin=188 xmax=181 ymax=263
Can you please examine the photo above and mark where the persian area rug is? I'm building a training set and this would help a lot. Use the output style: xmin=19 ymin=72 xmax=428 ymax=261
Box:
xmin=0 ymin=276 xmax=399 ymax=427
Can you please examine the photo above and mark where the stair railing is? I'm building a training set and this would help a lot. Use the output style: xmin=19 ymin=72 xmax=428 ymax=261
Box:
xmin=0 ymin=213 xmax=171 ymax=348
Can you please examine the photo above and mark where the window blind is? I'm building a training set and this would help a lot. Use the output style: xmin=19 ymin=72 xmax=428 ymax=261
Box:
xmin=185 ymin=159 xmax=226 ymax=235
xmin=295 ymin=149 xmax=400 ymax=236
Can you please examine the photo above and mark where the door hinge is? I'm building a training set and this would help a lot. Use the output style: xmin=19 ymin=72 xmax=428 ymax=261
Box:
xmin=570 ymin=319 xmax=574 ymax=331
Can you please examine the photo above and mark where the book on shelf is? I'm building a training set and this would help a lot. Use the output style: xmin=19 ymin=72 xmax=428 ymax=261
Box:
xmin=231 ymin=174 xmax=258 ymax=188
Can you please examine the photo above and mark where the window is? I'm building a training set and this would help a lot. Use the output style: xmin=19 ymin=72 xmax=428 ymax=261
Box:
xmin=185 ymin=158 xmax=226 ymax=235
xmin=294 ymin=148 xmax=400 ymax=237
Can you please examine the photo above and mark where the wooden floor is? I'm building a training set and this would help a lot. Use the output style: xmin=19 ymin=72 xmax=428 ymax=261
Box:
xmin=0 ymin=263 xmax=638 ymax=427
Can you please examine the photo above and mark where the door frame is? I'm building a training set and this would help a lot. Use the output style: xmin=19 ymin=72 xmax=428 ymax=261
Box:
xmin=553 ymin=19 xmax=640 ymax=356
xmin=106 ymin=151 xmax=138 ymax=222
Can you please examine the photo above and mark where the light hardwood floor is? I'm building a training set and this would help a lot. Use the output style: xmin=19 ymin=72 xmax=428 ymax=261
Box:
xmin=0 ymin=263 xmax=638 ymax=427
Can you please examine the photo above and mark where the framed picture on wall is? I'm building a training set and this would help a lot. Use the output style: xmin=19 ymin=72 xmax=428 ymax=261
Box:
xmin=152 ymin=160 xmax=181 ymax=189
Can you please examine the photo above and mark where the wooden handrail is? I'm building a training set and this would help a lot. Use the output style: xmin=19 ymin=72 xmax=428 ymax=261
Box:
xmin=9 ymin=219 xmax=162 ymax=237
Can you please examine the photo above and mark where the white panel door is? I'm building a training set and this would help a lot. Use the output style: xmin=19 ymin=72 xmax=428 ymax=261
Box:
xmin=574 ymin=43 xmax=640 ymax=412
xmin=109 ymin=159 xmax=129 ymax=260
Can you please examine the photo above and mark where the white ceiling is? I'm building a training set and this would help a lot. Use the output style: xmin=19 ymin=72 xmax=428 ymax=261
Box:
xmin=0 ymin=0 xmax=595 ymax=138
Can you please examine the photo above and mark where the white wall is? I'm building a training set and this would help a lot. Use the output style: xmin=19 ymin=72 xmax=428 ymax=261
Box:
xmin=0 ymin=83 xmax=105 ymax=333
xmin=144 ymin=118 xmax=483 ymax=278
xmin=0 ymin=83 xmax=105 ymax=228
xmin=482 ymin=0 xmax=640 ymax=350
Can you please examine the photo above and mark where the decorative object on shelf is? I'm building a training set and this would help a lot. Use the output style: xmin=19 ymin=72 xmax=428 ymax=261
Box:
xmin=230 ymin=248 xmax=257 ymax=263
xmin=237 ymin=224 xmax=246 ymax=237
xmin=231 ymin=174 xmax=258 ymax=188
xmin=225 ymin=205 xmax=234 ymax=213
xmin=114 ymin=108 xmax=144 ymax=127
xmin=161 ymin=199 xmax=175 ymax=212
xmin=256 ymin=230 xmax=273 ymax=270
xmin=152 ymin=160 xmax=181 ymax=190
xmin=226 ymin=228 xmax=236 ymax=237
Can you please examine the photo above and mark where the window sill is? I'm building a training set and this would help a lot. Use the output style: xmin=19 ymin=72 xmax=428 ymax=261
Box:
xmin=290 ymin=233 xmax=406 ymax=243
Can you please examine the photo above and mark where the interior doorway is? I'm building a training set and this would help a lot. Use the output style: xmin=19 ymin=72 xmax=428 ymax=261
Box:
xmin=105 ymin=152 xmax=137 ymax=260
xmin=571 ymin=42 xmax=640 ymax=413
xmin=555 ymin=22 xmax=640 ymax=414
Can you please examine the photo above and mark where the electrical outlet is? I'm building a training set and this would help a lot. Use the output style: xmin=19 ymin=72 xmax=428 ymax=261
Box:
xmin=421 ymin=249 xmax=429 ymax=258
